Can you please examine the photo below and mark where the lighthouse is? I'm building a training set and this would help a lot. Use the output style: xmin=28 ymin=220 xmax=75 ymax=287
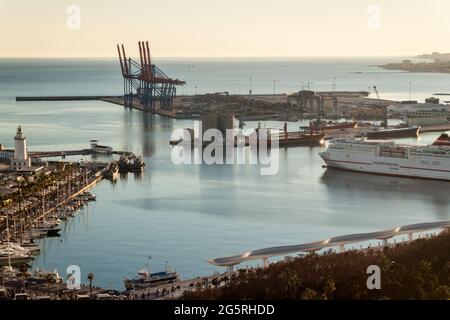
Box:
xmin=11 ymin=126 xmax=31 ymax=171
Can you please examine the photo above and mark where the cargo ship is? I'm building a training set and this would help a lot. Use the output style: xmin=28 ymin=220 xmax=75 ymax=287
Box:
xmin=319 ymin=134 xmax=450 ymax=181
xmin=260 ymin=122 xmax=325 ymax=147
xmin=170 ymin=124 xmax=325 ymax=147
xmin=309 ymin=120 xmax=358 ymax=131
xmin=366 ymin=126 xmax=420 ymax=140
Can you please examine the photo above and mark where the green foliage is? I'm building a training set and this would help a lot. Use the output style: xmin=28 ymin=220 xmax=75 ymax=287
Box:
xmin=0 ymin=163 xmax=78 ymax=208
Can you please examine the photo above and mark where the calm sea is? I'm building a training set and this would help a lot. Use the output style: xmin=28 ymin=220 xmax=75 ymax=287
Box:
xmin=0 ymin=57 xmax=449 ymax=289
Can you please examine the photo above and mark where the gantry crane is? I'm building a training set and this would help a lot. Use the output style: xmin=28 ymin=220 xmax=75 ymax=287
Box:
xmin=117 ymin=41 xmax=186 ymax=111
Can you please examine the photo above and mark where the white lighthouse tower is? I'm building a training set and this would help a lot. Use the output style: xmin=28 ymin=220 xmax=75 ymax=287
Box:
xmin=11 ymin=126 xmax=31 ymax=171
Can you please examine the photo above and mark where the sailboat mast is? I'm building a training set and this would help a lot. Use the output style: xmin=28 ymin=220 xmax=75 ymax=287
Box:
xmin=5 ymin=213 xmax=11 ymax=268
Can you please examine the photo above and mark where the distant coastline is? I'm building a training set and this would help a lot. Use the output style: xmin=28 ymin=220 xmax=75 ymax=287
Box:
xmin=379 ymin=52 xmax=450 ymax=74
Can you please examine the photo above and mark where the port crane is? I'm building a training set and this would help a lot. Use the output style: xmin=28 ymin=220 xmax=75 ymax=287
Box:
xmin=117 ymin=41 xmax=186 ymax=110
xmin=373 ymin=86 xmax=389 ymax=128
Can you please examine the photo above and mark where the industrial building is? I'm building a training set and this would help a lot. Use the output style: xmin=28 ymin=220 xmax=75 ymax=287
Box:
xmin=406 ymin=111 xmax=449 ymax=126
xmin=388 ymin=101 xmax=450 ymax=115
xmin=388 ymin=100 xmax=450 ymax=126
xmin=0 ymin=144 xmax=14 ymax=161
xmin=200 ymin=113 xmax=236 ymax=142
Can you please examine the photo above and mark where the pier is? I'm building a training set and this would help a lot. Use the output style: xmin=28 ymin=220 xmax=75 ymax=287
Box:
xmin=207 ymin=221 xmax=450 ymax=271
xmin=124 ymin=221 xmax=450 ymax=300
xmin=418 ymin=123 xmax=450 ymax=133
xmin=15 ymin=96 xmax=122 ymax=102
xmin=1 ymin=144 xmax=144 ymax=246
xmin=28 ymin=149 xmax=134 ymax=158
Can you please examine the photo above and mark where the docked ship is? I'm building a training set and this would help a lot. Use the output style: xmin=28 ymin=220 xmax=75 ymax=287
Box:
xmin=124 ymin=260 xmax=179 ymax=290
xmin=129 ymin=155 xmax=146 ymax=172
xmin=366 ymin=126 xmax=420 ymax=140
xmin=319 ymin=133 xmax=450 ymax=181
xmin=104 ymin=161 xmax=119 ymax=180
xmin=308 ymin=120 xmax=358 ymax=131
xmin=246 ymin=122 xmax=325 ymax=147
xmin=90 ymin=140 xmax=113 ymax=154
xmin=118 ymin=155 xmax=131 ymax=172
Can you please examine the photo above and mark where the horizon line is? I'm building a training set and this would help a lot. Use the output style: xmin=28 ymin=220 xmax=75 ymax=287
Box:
xmin=0 ymin=54 xmax=418 ymax=59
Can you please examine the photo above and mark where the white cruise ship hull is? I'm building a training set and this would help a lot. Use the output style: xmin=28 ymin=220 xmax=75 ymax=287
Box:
xmin=320 ymin=141 xmax=450 ymax=181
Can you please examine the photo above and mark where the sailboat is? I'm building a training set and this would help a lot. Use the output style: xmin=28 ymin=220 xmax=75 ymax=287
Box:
xmin=32 ymin=191 xmax=61 ymax=236
xmin=0 ymin=213 xmax=33 ymax=265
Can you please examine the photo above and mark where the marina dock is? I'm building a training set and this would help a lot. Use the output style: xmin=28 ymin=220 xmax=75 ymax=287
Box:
xmin=0 ymin=134 xmax=144 ymax=265
xmin=0 ymin=163 xmax=106 ymax=242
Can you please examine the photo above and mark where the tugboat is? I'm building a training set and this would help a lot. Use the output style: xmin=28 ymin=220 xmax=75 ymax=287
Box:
xmin=105 ymin=161 xmax=120 ymax=180
xmin=118 ymin=155 xmax=130 ymax=172
xmin=124 ymin=258 xmax=179 ymax=291
xmin=130 ymin=155 xmax=145 ymax=173
xmin=118 ymin=154 xmax=146 ymax=173
xmin=84 ymin=192 xmax=96 ymax=201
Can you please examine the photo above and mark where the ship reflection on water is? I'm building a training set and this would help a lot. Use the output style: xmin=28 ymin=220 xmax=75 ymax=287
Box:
xmin=320 ymin=168 xmax=450 ymax=218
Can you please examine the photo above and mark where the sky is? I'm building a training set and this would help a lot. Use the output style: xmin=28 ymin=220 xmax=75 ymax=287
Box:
xmin=0 ymin=0 xmax=449 ymax=58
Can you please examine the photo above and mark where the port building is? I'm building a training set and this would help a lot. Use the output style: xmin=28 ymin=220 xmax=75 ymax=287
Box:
xmin=406 ymin=111 xmax=449 ymax=126
xmin=0 ymin=144 xmax=14 ymax=161
xmin=388 ymin=101 xmax=450 ymax=126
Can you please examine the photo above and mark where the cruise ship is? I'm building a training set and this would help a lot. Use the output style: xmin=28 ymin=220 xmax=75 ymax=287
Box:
xmin=319 ymin=133 xmax=450 ymax=181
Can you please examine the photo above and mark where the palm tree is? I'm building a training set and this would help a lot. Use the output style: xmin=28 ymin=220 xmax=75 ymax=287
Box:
xmin=45 ymin=273 xmax=53 ymax=296
xmin=19 ymin=264 xmax=28 ymax=291
xmin=87 ymin=272 xmax=95 ymax=298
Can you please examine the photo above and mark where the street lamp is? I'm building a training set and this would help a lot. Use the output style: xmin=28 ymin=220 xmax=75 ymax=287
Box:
xmin=409 ymin=81 xmax=412 ymax=100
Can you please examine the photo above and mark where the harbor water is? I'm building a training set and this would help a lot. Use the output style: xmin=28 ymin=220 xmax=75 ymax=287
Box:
xmin=1 ymin=57 xmax=450 ymax=289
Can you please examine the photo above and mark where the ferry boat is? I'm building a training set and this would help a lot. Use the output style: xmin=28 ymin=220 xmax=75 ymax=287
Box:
xmin=90 ymin=140 xmax=113 ymax=154
xmin=319 ymin=134 xmax=450 ymax=181
xmin=124 ymin=260 xmax=179 ymax=290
